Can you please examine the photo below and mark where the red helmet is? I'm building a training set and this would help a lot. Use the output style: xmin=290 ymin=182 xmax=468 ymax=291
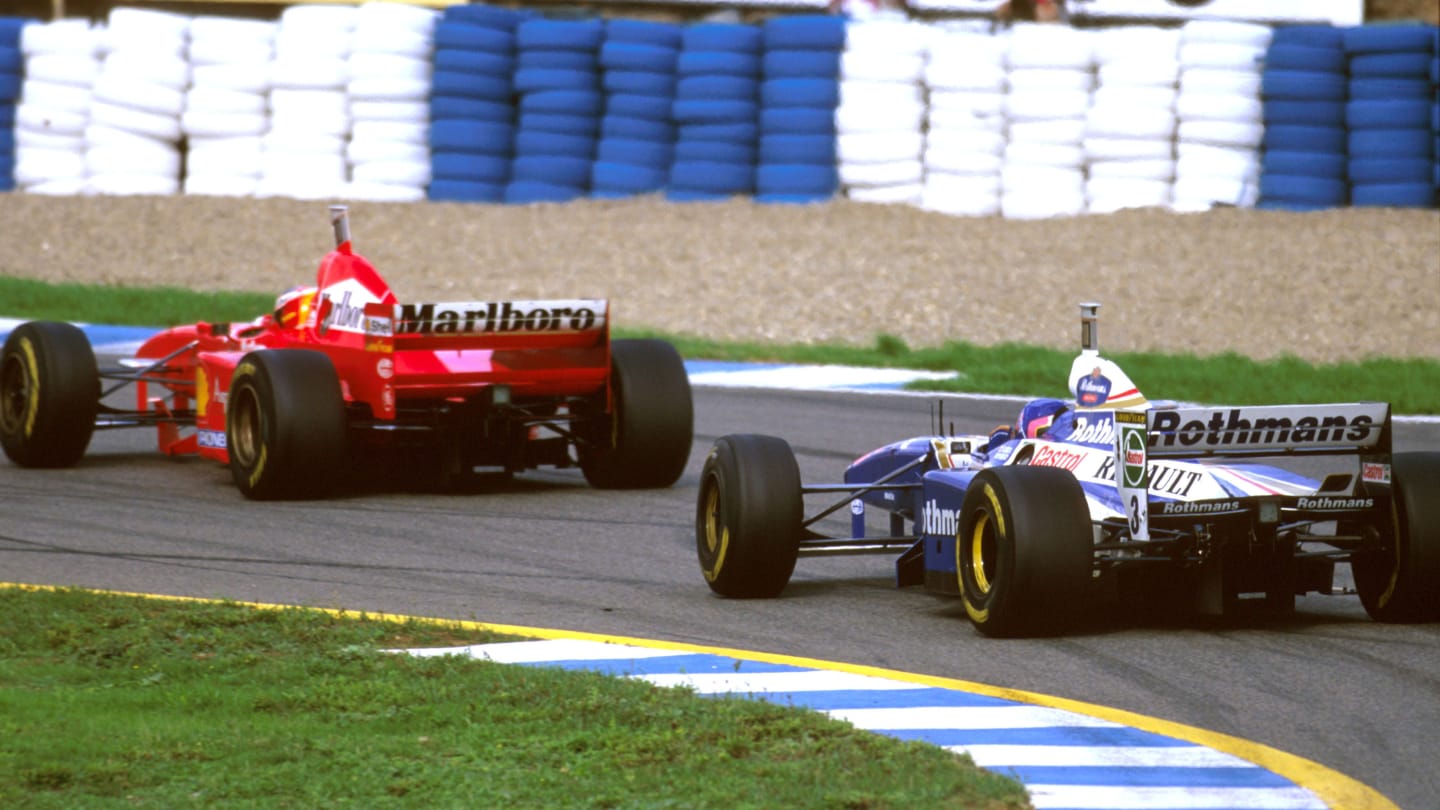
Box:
xmin=273 ymin=285 xmax=317 ymax=329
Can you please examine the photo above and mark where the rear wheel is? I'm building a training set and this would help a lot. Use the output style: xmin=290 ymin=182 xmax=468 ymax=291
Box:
xmin=226 ymin=350 xmax=347 ymax=500
xmin=696 ymin=434 xmax=802 ymax=598
xmin=1355 ymin=452 xmax=1440 ymax=623
xmin=581 ymin=338 xmax=693 ymax=489
xmin=0 ymin=321 xmax=98 ymax=468
xmin=957 ymin=466 xmax=1094 ymax=637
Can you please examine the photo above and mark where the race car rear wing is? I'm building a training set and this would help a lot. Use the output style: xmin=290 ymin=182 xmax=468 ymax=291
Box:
xmin=1143 ymin=402 xmax=1392 ymax=458
xmin=372 ymin=299 xmax=609 ymax=352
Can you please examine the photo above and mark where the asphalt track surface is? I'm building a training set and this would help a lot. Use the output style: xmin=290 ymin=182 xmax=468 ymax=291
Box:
xmin=3 ymin=362 xmax=1439 ymax=808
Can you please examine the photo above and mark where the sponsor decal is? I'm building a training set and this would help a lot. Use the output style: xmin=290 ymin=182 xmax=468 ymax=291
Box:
xmin=1116 ymin=410 xmax=1147 ymax=489
xmin=1030 ymin=445 xmax=1087 ymax=472
xmin=376 ymin=358 xmax=394 ymax=380
xmin=921 ymin=498 xmax=959 ymax=536
xmin=1093 ymin=455 xmax=1203 ymax=496
xmin=1067 ymin=414 xmax=1115 ymax=445
xmin=1159 ymin=500 xmax=1242 ymax=515
xmin=397 ymin=301 xmax=602 ymax=335
xmin=319 ymin=290 xmax=366 ymax=336
xmin=850 ymin=498 xmax=864 ymax=516
xmin=364 ymin=314 xmax=393 ymax=337
xmin=1296 ymin=496 xmax=1375 ymax=511
xmin=1149 ymin=407 xmax=1380 ymax=449
xmin=198 ymin=429 xmax=227 ymax=449
xmin=1362 ymin=462 xmax=1390 ymax=484
xmin=1076 ymin=366 xmax=1112 ymax=407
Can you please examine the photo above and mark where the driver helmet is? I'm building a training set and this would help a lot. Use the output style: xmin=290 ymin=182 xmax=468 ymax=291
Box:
xmin=273 ymin=285 xmax=317 ymax=329
xmin=1016 ymin=398 xmax=1068 ymax=440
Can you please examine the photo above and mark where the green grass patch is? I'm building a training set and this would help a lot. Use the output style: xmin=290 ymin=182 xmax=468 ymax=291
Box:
xmin=4 ymin=275 xmax=1436 ymax=413
xmin=0 ymin=587 xmax=1029 ymax=809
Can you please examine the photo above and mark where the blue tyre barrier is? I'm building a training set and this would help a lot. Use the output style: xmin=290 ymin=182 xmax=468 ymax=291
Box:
xmin=760 ymin=78 xmax=839 ymax=108
xmin=1349 ymin=51 xmax=1433 ymax=77
xmin=513 ymin=130 xmax=597 ymax=158
xmin=600 ymin=115 xmax=675 ymax=141
xmin=1261 ymin=70 xmax=1347 ymax=100
xmin=431 ymin=71 xmax=513 ymax=102
xmin=430 ymin=120 xmax=516 ymax=153
xmin=434 ymin=48 xmax=515 ymax=77
xmin=604 ymin=19 xmax=683 ymax=49
xmin=682 ymin=23 xmax=762 ymax=54
xmin=432 ymin=152 xmax=512 ymax=183
xmin=1262 ymin=150 xmax=1347 ymax=179
xmin=669 ymin=159 xmax=755 ymax=193
xmin=512 ymin=155 xmax=593 ymax=186
xmin=429 ymin=180 xmax=506 ymax=202
xmin=596 ymin=138 xmax=673 ymax=167
xmin=590 ymin=161 xmax=667 ymax=193
xmin=1349 ymin=77 xmax=1432 ymax=100
xmin=1263 ymin=100 xmax=1345 ymax=126
xmin=756 ymin=163 xmax=838 ymax=195
xmin=516 ymin=19 xmax=604 ymax=51
xmin=519 ymin=90 xmax=604 ymax=116
xmin=759 ymin=134 xmax=836 ymax=164
xmin=605 ymin=93 xmax=673 ymax=121
xmin=430 ymin=97 xmax=514 ymax=122
xmin=1350 ymin=182 xmax=1436 ymax=206
xmin=1348 ymin=157 xmax=1433 ymax=183
xmin=675 ymin=75 xmax=759 ymax=101
xmin=1259 ymin=174 xmax=1348 ymax=205
xmin=435 ymin=22 xmax=516 ymax=54
xmin=1264 ymin=44 xmax=1347 ymax=72
xmin=504 ymin=180 xmax=586 ymax=203
xmin=1271 ymin=25 xmax=1345 ymax=49
xmin=762 ymin=49 xmax=842 ymax=79
xmin=443 ymin=4 xmax=529 ymax=31
xmin=517 ymin=49 xmax=599 ymax=71
xmin=760 ymin=106 xmax=836 ymax=135
xmin=602 ymin=71 xmax=676 ymax=96
xmin=1342 ymin=25 xmax=1438 ymax=54
xmin=599 ymin=42 xmax=679 ymax=72
xmin=1346 ymin=99 xmax=1433 ymax=129
xmin=1264 ymin=125 xmax=1347 ymax=153
xmin=513 ymin=68 xmax=599 ymax=94
xmin=672 ymin=99 xmax=759 ymax=125
xmin=674 ymin=139 xmax=756 ymax=164
xmin=676 ymin=51 xmax=762 ymax=78
xmin=517 ymin=112 xmax=600 ymax=137
xmin=761 ymin=15 xmax=846 ymax=51
xmin=1349 ymin=128 xmax=1433 ymax=157
xmin=678 ymin=121 xmax=759 ymax=143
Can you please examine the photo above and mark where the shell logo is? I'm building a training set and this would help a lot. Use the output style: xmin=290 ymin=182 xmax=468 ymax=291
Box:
xmin=376 ymin=358 xmax=394 ymax=380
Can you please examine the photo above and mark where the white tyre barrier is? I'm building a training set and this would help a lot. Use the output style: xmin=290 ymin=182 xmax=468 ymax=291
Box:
xmin=1178 ymin=42 xmax=1265 ymax=71
xmin=925 ymin=58 xmax=1006 ymax=93
xmin=84 ymin=123 xmax=170 ymax=149
xmin=928 ymin=89 xmax=1006 ymax=118
xmin=181 ymin=110 xmax=269 ymax=137
xmin=270 ymin=56 xmax=348 ymax=90
xmin=351 ymin=28 xmax=431 ymax=59
xmin=15 ymin=127 xmax=85 ymax=151
xmin=1009 ymin=118 xmax=1086 ymax=145
xmin=25 ymin=178 xmax=90 ymax=195
xmin=1085 ymin=105 xmax=1175 ymax=139
xmin=839 ymin=79 xmax=924 ymax=109
xmin=19 ymin=79 xmax=91 ymax=113
xmin=836 ymin=101 xmax=925 ymax=134
xmin=188 ymin=16 xmax=275 ymax=43
xmin=1007 ymin=67 xmax=1094 ymax=93
xmin=1001 ymin=188 xmax=1087 ymax=219
xmin=1175 ymin=91 xmax=1263 ymax=123
xmin=841 ymin=50 xmax=924 ymax=83
xmin=839 ymin=159 xmax=924 ymax=187
xmin=348 ymin=52 xmax=431 ymax=82
xmin=352 ymin=120 xmax=427 ymax=145
xmin=183 ymin=174 xmax=261 ymax=197
xmin=92 ymin=74 xmax=186 ymax=117
xmin=1097 ymin=59 xmax=1181 ymax=87
xmin=1172 ymin=174 xmax=1259 ymax=209
xmin=1090 ymin=84 xmax=1177 ymax=111
xmin=846 ymin=19 xmax=931 ymax=56
xmin=264 ymin=131 xmax=347 ymax=155
xmin=1006 ymin=88 xmax=1090 ymax=121
xmin=101 ymin=52 xmax=191 ymax=90
xmin=1083 ymin=136 xmax=1175 ymax=160
xmin=924 ymin=147 xmax=1003 ymax=175
xmin=1086 ymin=176 xmax=1172 ymax=205
xmin=351 ymin=159 xmax=431 ymax=186
xmin=1180 ymin=20 xmax=1274 ymax=49
xmin=1180 ymin=67 xmax=1262 ymax=96
xmin=86 ymin=143 xmax=181 ymax=176
xmin=15 ymin=146 xmax=86 ymax=185
xmin=346 ymin=181 xmax=428 ymax=203
xmin=347 ymin=77 xmax=431 ymax=101
xmin=187 ymin=38 xmax=272 ymax=67
xmin=347 ymin=138 xmax=428 ymax=164
xmin=1006 ymin=24 xmax=1093 ymax=70
xmin=847 ymin=182 xmax=924 ymax=205
xmin=21 ymin=19 xmax=103 ymax=57
xmin=1001 ymin=164 xmax=1084 ymax=193
xmin=1176 ymin=142 xmax=1261 ymax=178
xmin=192 ymin=63 xmax=271 ymax=93
xmin=1005 ymin=141 xmax=1085 ymax=168
xmin=837 ymin=131 xmax=924 ymax=164
xmin=185 ymin=86 xmax=267 ymax=115
xmin=1176 ymin=119 xmax=1264 ymax=148
xmin=17 ymin=104 xmax=87 ymax=136
xmin=88 ymin=101 xmax=182 ymax=142
xmin=1087 ymin=158 xmax=1175 ymax=180
xmin=1093 ymin=26 xmax=1180 ymax=63
xmin=188 ymin=137 xmax=264 ymax=176
xmin=23 ymin=53 xmax=101 ymax=86
xmin=926 ymin=128 xmax=1006 ymax=155
xmin=350 ymin=100 xmax=428 ymax=122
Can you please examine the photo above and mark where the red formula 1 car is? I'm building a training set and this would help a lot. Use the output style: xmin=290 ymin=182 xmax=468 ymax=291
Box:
xmin=0 ymin=206 xmax=692 ymax=499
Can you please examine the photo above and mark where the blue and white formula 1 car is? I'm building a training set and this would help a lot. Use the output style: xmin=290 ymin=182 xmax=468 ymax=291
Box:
xmin=695 ymin=304 xmax=1439 ymax=637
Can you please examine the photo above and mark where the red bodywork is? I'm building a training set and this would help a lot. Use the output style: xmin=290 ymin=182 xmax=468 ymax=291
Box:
xmin=130 ymin=239 xmax=611 ymax=465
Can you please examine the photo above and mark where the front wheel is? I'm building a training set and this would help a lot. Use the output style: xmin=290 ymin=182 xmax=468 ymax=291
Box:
xmin=696 ymin=434 xmax=802 ymax=598
xmin=1354 ymin=452 xmax=1440 ymax=623
xmin=0 ymin=321 xmax=98 ymax=468
xmin=581 ymin=338 xmax=693 ymax=489
xmin=226 ymin=350 xmax=347 ymax=500
xmin=957 ymin=466 xmax=1094 ymax=638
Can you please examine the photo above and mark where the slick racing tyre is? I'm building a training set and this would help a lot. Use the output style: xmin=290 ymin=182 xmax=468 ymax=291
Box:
xmin=957 ymin=466 xmax=1094 ymax=638
xmin=226 ymin=350 xmax=347 ymax=500
xmin=0 ymin=321 xmax=98 ymax=468
xmin=1354 ymin=452 xmax=1440 ymax=623
xmin=696 ymin=434 xmax=802 ymax=598
xmin=580 ymin=339 xmax=692 ymax=489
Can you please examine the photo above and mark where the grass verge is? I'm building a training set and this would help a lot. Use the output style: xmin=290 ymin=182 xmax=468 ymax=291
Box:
xmin=3 ymin=275 xmax=1437 ymax=414
xmin=0 ymin=586 xmax=1030 ymax=810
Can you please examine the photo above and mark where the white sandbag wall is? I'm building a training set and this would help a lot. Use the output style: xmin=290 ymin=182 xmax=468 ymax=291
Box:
xmin=13 ymin=19 xmax=101 ymax=195
xmin=260 ymin=4 xmax=354 ymax=200
xmin=1085 ymin=25 xmax=1180 ymax=214
xmin=920 ymin=25 xmax=1006 ymax=216
xmin=1171 ymin=21 xmax=1271 ymax=211
xmin=836 ymin=17 xmax=929 ymax=206
xmin=345 ymin=2 xmax=437 ymax=202
xmin=182 ymin=16 xmax=274 ymax=197
xmin=1001 ymin=23 xmax=1093 ymax=219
